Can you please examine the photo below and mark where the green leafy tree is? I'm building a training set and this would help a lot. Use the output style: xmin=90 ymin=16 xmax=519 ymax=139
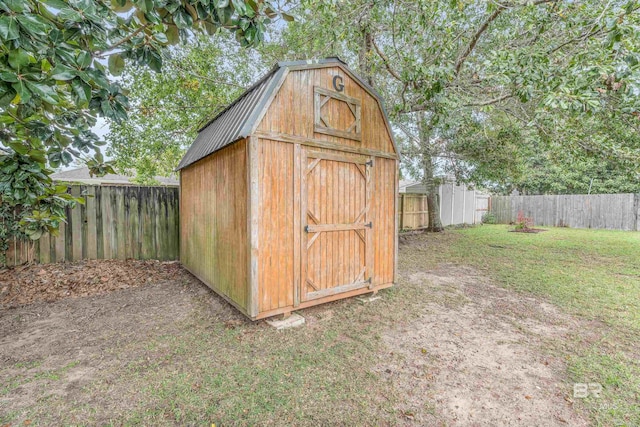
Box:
xmin=0 ymin=152 xmax=79 ymax=264
xmin=106 ymin=34 xmax=256 ymax=183
xmin=0 ymin=0 xmax=281 ymax=256
xmin=267 ymin=0 xmax=640 ymax=230
xmin=450 ymin=109 xmax=640 ymax=194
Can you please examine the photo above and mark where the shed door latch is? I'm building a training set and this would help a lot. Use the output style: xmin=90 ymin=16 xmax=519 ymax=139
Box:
xmin=364 ymin=221 xmax=372 ymax=228
xmin=304 ymin=225 xmax=309 ymax=233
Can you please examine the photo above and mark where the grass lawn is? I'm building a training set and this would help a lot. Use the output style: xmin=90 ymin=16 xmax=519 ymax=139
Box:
xmin=440 ymin=225 xmax=640 ymax=426
xmin=1 ymin=225 xmax=638 ymax=426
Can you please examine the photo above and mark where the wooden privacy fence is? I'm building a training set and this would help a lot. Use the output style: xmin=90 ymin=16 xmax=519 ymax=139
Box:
xmin=398 ymin=194 xmax=429 ymax=229
xmin=3 ymin=185 xmax=180 ymax=267
xmin=491 ymin=193 xmax=640 ymax=231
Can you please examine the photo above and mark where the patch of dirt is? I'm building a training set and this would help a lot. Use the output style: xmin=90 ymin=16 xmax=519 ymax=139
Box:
xmin=509 ymin=228 xmax=547 ymax=233
xmin=0 ymin=243 xmax=604 ymax=425
xmin=0 ymin=264 xmax=242 ymax=422
xmin=377 ymin=264 xmax=591 ymax=426
xmin=0 ymin=259 xmax=183 ymax=307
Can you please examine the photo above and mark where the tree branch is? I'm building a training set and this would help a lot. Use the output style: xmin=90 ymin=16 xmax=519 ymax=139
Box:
xmin=371 ymin=36 xmax=403 ymax=82
xmin=463 ymin=94 xmax=512 ymax=107
xmin=547 ymin=4 xmax=640 ymax=54
xmin=455 ymin=0 xmax=557 ymax=75
xmin=454 ymin=5 xmax=507 ymax=75
xmin=171 ymin=60 xmax=247 ymax=89
xmin=95 ymin=24 xmax=151 ymax=57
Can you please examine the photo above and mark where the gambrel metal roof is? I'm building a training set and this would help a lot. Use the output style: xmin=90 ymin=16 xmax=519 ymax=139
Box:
xmin=176 ymin=57 xmax=398 ymax=171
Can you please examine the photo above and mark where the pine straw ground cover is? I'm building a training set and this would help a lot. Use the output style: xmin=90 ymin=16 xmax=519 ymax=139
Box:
xmin=1 ymin=260 xmax=183 ymax=308
xmin=0 ymin=226 xmax=638 ymax=426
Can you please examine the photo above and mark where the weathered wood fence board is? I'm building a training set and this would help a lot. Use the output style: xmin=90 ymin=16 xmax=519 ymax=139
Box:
xmin=3 ymin=185 xmax=180 ymax=267
xmin=398 ymin=194 xmax=429 ymax=230
xmin=491 ymin=193 xmax=640 ymax=231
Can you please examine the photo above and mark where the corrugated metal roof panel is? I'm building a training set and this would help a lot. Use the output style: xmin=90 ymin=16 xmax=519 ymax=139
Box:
xmin=176 ymin=67 xmax=281 ymax=170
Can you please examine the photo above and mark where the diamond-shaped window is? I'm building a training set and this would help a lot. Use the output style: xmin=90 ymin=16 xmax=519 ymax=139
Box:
xmin=319 ymin=97 xmax=357 ymax=132
xmin=314 ymin=87 xmax=361 ymax=141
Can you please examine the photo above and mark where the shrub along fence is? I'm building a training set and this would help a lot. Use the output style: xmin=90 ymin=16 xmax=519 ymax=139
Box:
xmin=491 ymin=193 xmax=640 ymax=231
xmin=3 ymin=185 xmax=180 ymax=267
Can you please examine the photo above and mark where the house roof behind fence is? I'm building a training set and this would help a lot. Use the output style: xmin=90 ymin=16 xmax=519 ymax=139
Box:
xmin=176 ymin=57 xmax=398 ymax=171
xmin=51 ymin=167 xmax=179 ymax=186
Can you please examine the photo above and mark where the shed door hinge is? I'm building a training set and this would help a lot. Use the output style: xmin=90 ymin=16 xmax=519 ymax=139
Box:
xmin=365 ymin=221 xmax=372 ymax=228
xmin=304 ymin=225 xmax=309 ymax=233
xmin=366 ymin=277 xmax=372 ymax=284
xmin=365 ymin=160 xmax=373 ymax=167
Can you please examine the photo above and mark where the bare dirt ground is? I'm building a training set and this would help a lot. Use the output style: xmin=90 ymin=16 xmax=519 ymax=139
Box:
xmin=377 ymin=263 xmax=592 ymax=426
xmin=0 ymin=264 xmax=242 ymax=423
xmin=0 ymin=251 xmax=593 ymax=425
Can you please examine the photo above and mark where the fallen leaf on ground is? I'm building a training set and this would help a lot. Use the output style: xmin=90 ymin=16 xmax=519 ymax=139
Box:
xmin=0 ymin=259 xmax=183 ymax=307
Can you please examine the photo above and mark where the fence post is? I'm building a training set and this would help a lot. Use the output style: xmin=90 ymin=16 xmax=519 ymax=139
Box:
xmin=400 ymin=194 xmax=405 ymax=231
xmin=472 ymin=189 xmax=477 ymax=224
xmin=438 ymin=185 xmax=442 ymax=220
xmin=633 ymin=193 xmax=640 ymax=231
xmin=462 ymin=186 xmax=466 ymax=224
xmin=450 ymin=182 xmax=455 ymax=226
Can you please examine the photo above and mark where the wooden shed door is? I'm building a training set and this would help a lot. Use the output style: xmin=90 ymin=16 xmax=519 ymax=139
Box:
xmin=300 ymin=150 xmax=372 ymax=302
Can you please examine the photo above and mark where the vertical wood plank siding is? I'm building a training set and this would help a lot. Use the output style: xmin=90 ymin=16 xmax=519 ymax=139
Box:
xmin=301 ymin=150 xmax=369 ymax=299
xmin=3 ymin=185 xmax=179 ymax=267
xmin=252 ymin=67 xmax=398 ymax=313
xmin=178 ymin=62 xmax=398 ymax=319
xmin=180 ymin=139 xmax=249 ymax=312
xmin=255 ymin=140 xmax=396 ymax=312
xmin=371 ymin=157 xmax=396 ymax=286
xmin=258 ymin=139 xmax=295 ymax=312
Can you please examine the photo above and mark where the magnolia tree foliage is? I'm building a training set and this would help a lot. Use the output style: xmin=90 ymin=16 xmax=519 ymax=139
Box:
xmin=106 ymin=34 xmax=257 ymax=183
xmin=0 ymin=0 xmax=280 ymax=258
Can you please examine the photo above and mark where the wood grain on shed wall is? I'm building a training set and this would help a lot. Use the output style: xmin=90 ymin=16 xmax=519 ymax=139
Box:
xmin=256 ymin=139 xmax=396 ymax=312
xmin=301 ymin=149 xmax=370 ymax=301
xmin=253 ymin=67 xmax=398 ymax=314
xmin=257 ymin=139 xmax=295 ymax=312
xmin=371 ymin=157 xmax=396 ymax=286
xmin=257 ymin=67 xmax=396 ymax=155
xmin=180 ymin=140 xmax=248 ymax=311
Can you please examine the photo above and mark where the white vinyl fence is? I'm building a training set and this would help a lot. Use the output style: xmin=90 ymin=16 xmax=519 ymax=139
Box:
xmin=439 ymin=183 xmax=490 ymax=226
xmin=399 ymin=181 xmax=489 ymax=229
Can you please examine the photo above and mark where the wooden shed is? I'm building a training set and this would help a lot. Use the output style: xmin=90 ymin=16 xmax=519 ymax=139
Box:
xmin=177 ymin=58 xmax=399 ymax=320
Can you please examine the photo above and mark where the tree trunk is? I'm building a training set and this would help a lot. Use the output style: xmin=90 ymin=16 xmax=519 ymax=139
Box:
xmin=418 ymin=113 xmax=444 ymax=232
xmin=423 ymin=157 xmax=444 ymax=232
xmin=426 ymin=191 xmax=443 ymax=231
xmin=358 ymin=16 xmax=374 ymax=86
